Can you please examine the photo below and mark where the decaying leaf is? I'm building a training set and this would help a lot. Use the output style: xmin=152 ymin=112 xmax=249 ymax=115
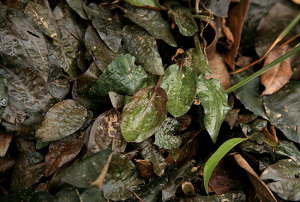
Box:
xmin=36 ymin=99 xmax=87 ymax=142
xmin=66 ymin=0 xmax=88 ymax=20
xmin=0 ymin=130 xmax=13 ymax=157
xmin=122 ymin=25 xmax=164 ymax=75
xmin=121 ymin=86 xmax=167 ymax=142
xmin=276 ymin=141 xmax=300 ymax=163
xmin=261 ymin=45 xmax=292 ymax=95
xmin=134 ymin=159 xmax=155 ymax=179
xmin=160 ymin=64 xmax=197 ymax=117
xmin=88 ymin=110 xmax=126 ymax=154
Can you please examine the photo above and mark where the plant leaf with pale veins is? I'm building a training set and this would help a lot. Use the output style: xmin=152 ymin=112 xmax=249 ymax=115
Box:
xmin=89 ymin=54 xmax=148 ymax=96
xmin=123 ymin=3 xmax=176 ymax=47
xmin=263 ymin=80 xmax=300 ymax=143
xmin=197 ymin=75 xmax=230 ymax=143
xmin=3 ymin=67 xmax=51 ymax=113
xmin=84 ymin=3 xmax=122 ymax=52
xmin=84 ymin=26 xmax=117 ymax=72
xmin=160 ymin=64 xmax=197 ymax=117
xmin=183 ymin=48 xmax=212 ymax=76
xmin=125 ymin=0 xmax=160 ymax=9
xmin=121 ymin=86 xmax=167 ymax=142
xmin=122 ymin=25 xmax=164 ymax=75
xmin=168 ymin=4 xmax=199 ymax=36
xmin=88 ymin=109 xmax=126 ymax=154
xmin=59 ymin=147 xmax=112 ymax=188
xmin=103 ymin=153 xmax=144 ymax=200
xmin=66 ymin=0 xmax=88 ymax=20
xmin=36 ymin=99 xmax=87 ymax=142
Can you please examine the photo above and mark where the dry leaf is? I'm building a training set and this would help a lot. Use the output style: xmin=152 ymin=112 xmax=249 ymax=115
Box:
xmin=134 ymin=159 xmax=155 ymax=180
xmin=0 ymin=131 xmax=13 ymax=157
xmin=261 ymin=45 xmax=292 ymax=95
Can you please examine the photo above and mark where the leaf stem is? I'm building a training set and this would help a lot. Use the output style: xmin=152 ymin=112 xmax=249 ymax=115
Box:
xmin=225 ymin=43 xmax=300 ymax=94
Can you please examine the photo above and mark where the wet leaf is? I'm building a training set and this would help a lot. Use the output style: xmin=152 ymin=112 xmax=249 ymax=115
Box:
xmin=121 ymin=86 xmax=167 ymax=142
xmin=134 ymin=159 xmax=155 ymax=179
xmin=138 ymin=139 xmax=167 ymax=176
xmin=84 ymin=26 xmax=117 ymax=72
xmin=186 ymin=190 xmax=246 ymax=201
xmin=276 ymin=141 xmax=300 ymax=163
xmin=261 ymin=45 xmax=292 ymax=95
xmin=109 ymin=92 xmax=124 ymax=110
xmin=203 ymin=138 xmax=247 ymax=194
xmin=66 ymin=0 xmax=88 ymax=20
xmin=123 ymin=3 xmax=176 ymax=47
xmin=89 ymin=54 xmax=148 ymax=96
xmin=168 ymin=3 xmax=199 ymax=36
xmin=232 ymin=70 xmax=267 ymax=119
xmin=263 ymin=80 xmax=300 ymax=143
xmin=160 ymin=64 xmax=197 ymax=117
xmin=10 ymin=151 xmax=45 ymax=192
xmin=80 ymin=187 xmax=106 ymax=202
xmin=0 ymin=130 xmax=12 ymax=157
xmin=261 ymin=159 xmax=300 ymax=201
xmin=88 ymin=110 xmax=126 ymax=154
xmin=154 ymin=117 xmax=182 ymax=149
xmin=84 ymin=3 xmax=122 ymax=52
xmin=36 ymin=99 xmax=87 ymax=142
xmin=59 ymin=147 xmax=112 ymax=188
xmin=103 ymin=153 xmax=144 ymax=201
xmin=122 ymin=25 xmax=164 ymax=75
xmin=3 ymin=67 xmax=51 ymax=113
xmin=45 ymin=132 xmax=85 ymax=176
xmin=125 ymin=0 xmax=160 ymax=9
xmin=55 ymin=188 xmax=80 ymax=202
xmin=197 ymin=75 xmax=230 ymax=143
xmin=183 ymin=48 xmax=212 ymax=76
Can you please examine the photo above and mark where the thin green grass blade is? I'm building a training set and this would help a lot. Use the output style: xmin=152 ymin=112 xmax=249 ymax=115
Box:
xmin=203 ymin=137 xmax=248 ymax=195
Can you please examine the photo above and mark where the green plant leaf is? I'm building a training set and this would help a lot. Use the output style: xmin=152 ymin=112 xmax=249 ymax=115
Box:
xmin=66 ymin=0 xmax=88 ymax=20
xmin=125 ymin=0 xmax=160 ymax=9
xmin=160 ymin=64 xmax=197 ymax=117
xmin=89 ymin=54 xmax=148 ymax=96
xmin=184 ymin=48 xmax=212 ymax=76
xmin=121 ymin=86 xmax=167 ymax=142
xmin=59 ymin=147 xmax=112 ymax=188
xmin=123 ymin=3 xmax=176 ymax=47
xmin=203 ymin=137 xmax=247 ymax=194
xmin=276 ymin=141 xmax=300 ymax=163
xmin=138 ymin=139 xmax=167 ymax=176
xmin=168 ymin=4 xmax=199 ymax=36
xmin=84 ymin=26 xmax=117 ymax=72
xmin=36 ymin=100 xmax=87 ymax=142
xmin=103 ymin=153 xmax=144 ymax=200
xmin=122 ymin=25 xmax=164 ymax=75
xmin=154 ymin=117 xmax=182 ymax=149
xmin=84 ymin=3 xmax=122 ymax=52
xmin=197 ymin=75 xmax=230 ymax=143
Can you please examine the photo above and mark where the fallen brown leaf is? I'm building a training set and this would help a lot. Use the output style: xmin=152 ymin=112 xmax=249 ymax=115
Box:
xmin=134 ymin=159 xmax=155 ymax=180
xmin=0 ymin=130 xmax=13 ymax=157
xmin=261 ymin=45 xmax=292 ymax=95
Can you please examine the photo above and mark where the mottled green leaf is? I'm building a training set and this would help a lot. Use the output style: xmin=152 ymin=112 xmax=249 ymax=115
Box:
xmin=232 ymin=70 xmax=267 ymax=119
xmin=139 ymin=139 xmax=167 ymax=176
xmin=276 ymin=141 xmax=300 ymax=163
xmin=80 ymin=187 xmax=106 ymax=202
xmin=197 ymin=75 xmax=230 ymax=143
xmin=121 ymin=86 xmax=167 ymax=142
xmin=124 ymin=3 xmax=176 ymax=47
xmin=0 ymin=9 xmax=50 ymax=81
xmin=103 ymin=153 xmax=144 ymax=200
xmin=3 ymin=67 xmax=51 ymax=113
xmin=261 ymin=159 xmax=300 ymax=201
xmin=84 ymin=26 xmax=117 ymax=72
xmin=263 ymin=80 xmax=300 ymax=143
xmin=160 ymin=64 xmax=197 ymax=117
xmin=184 ymin=48 xmax=212 ymax=76
xmin=36 ymin=100 xmax=87 ymax=142
xmin=125 ymin=0 xmax=160 ymax=9
xmin=88 ymin=110 xmax=126 ymax=154
xmin=59 ymin=147 xmax=112 ymax=188
xmin=122 ymin=25 xmax=164 ymax=75
xmin=84 ymin=3 xmax=122 ymax=52
xmin=168 ymin=4 xmax=199 ymax=36
xmin=154 ymin=117 xmax=181 ymax=149
xmin=66 ymin=0 xmax=88 ymax=20
xmin=90 ymin=54 xmax=147 ymax=96
xmin=203 ymin=138 xmax=247 ymax=194
xmin=55 ymin=188 xmax=80 ymax=202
